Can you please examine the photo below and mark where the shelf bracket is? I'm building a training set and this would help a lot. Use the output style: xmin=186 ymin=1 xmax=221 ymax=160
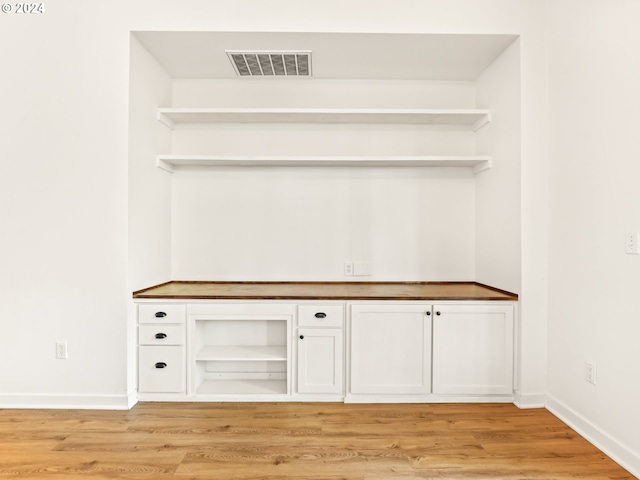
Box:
xmin=156 ymin=156 xmax=175 ymax=173
xmin=473 ymin=157 xmax=492 ymax=174
xmin=473 ymin=112 xmax=491 ymax=132
xmin=157 ymin=111 xmax=175 ymax=130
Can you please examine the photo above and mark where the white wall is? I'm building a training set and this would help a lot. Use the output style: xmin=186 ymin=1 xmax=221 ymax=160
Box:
xmin=546 ymin=0 xmax=640 ymax=474
xmin=0 ymin=2 xmax=132 ymax=407
xmin=475 ymin=39 xmax=521 ymax=295
xmin=172 ymin=78 xmax=477 ymax=109
xmin=172 ymin=166 xmax=476 ymax=281
xmin=171 ymin=123 xmax=475 ymax=157
xmin=128 ymin=36 xmax=173 ymax=292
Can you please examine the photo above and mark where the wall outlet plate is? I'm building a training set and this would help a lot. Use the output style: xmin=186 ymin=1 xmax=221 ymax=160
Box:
xmin=625 ymin=232 xmax=640 ymax=254
xmin=344 ymin=262 xmax=354 ymax=276
xmin=585 ymin=361 xmax=597 ymax=385
xmin=56 ymin=342 xmax=68 ymax=359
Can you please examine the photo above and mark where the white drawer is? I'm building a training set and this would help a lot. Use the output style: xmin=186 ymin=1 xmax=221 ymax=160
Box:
xmin=138 ymin=304 xmax=185 ymax=324
xmin=139 ymin=324 xmax=185 ymax=346
xmin=298 ymin=305 xmax=344 ymax=327
xmin=138 ymin=346 xmax=185 ymax=393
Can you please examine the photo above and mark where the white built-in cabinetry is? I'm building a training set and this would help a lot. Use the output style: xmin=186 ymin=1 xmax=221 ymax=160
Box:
xmin=350 ymin=304 xmax=432 ymax=395
xmin=347 ymin=302 xmax=514 ymax=402
xmin=137 ymin=304 xmax=186 ymax=394
xmin=296 ymin=304 xmax=344 ymax=396
xmin=155 ymin=107 xmax=492 ymax=173
xmin=431 ymin=304 xmax=514 ymax=395
xmin=136 ymin=299 xmax=515 ymax=403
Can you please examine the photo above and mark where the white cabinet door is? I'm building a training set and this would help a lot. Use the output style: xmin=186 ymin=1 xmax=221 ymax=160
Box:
xmin=297 ymin=328 xmax=343 ymax=394
xmin=432 ymin=304 xmax=514 ymax=395
xmin=350 ymin=304 xmax=432 ymax=395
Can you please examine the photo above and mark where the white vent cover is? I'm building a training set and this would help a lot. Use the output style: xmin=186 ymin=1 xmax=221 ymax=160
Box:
xmin=226 ymin=50 xmax=312 ymax=77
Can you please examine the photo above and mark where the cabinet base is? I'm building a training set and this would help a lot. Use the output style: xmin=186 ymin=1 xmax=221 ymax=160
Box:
xmin=345 ymin=394 xmax=515 ymax=404
xmin=136 ymin=392 xmax=514 ymax=404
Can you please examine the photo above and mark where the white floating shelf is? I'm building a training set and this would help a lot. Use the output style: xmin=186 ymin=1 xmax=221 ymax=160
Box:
xmin=157 ymin=155 xmax=492 ymax=174
xmin=196 ymin=345 xmax=287 ymax=362
xmin=157 ymin=108 xmax=491 ymax=130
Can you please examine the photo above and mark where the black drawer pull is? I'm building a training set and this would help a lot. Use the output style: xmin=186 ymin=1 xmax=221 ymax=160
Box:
xmin=155 ymin=333 xmax=167 ymax=339
xmin=314 ymin=312 xmax=327 ymax=318
xmin=155 ymin=362 xmax=167 ymax=369
xmin=155 ymin=312 xmax=167 ymax=318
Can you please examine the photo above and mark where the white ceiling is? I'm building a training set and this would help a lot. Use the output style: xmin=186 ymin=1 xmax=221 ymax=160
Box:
xmin=134 ymin=32 xmax=518 ymax=81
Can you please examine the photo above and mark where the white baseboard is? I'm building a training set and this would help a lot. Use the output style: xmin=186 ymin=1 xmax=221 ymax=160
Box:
xmin=513 ymin=391 xmax=546 ymax=409
xmin=0 ymin=392 xmax=137 ymax=410
xmin=546 ymin=395 xmax=640 ymax=478
xmin=127 ymin=390 xmax=138 ymax=409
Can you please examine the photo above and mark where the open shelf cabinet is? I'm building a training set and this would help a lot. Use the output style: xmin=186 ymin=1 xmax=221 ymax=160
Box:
xmin=190 ymin=315 xmax=291 ymax=396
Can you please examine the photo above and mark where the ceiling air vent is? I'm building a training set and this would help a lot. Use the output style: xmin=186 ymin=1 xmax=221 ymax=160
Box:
xmin=226 ymin=51 xmax=312 ymax=77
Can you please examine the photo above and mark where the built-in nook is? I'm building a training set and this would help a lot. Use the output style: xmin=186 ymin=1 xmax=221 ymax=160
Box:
xmin=128 ymin=31 xmax=522 ymax=403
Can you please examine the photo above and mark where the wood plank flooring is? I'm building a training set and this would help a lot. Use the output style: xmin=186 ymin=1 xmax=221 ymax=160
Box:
xmin=0 ymin=402 xmax=633 ymax=479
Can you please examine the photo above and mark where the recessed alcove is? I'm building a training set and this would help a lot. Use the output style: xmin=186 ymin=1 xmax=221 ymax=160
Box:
xmin=128 ymin=31 xmax=521 ymax=293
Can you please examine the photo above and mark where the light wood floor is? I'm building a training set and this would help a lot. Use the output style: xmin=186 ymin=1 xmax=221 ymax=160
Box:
xmin=0 ymin=402 xmax=633 ymax=479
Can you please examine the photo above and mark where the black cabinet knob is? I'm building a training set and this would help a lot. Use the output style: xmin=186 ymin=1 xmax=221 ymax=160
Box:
xmin=314 ymin=312 xmax=327 ymax=318
xmin=426 ymin=311 xmax=431 ymax=316
xmin=436 ymin=311 xmax=441 ymax=316
xmin=155 ymin=333 xmax=167 ymax=339
xmin=299 ymin=335 xmax=304 ymax=340
xmin=154 ymin=362 xmax=167 ymax=369
xmin=155 ymin=312 xmax=167 ymax=318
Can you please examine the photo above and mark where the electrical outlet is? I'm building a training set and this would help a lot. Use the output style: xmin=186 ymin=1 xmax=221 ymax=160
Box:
xmin=56 ymin=342 xmax=68 ymax=359
xmin=585 ymin=362 xmax=597 ymax=385
xmin=344 ymin=262 xmax=354 ymax=276
xmin=625 ymin=232 xmax=640 ymax=254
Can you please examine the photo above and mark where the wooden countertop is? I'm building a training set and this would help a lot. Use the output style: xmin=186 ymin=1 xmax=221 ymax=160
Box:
xmin=132 ymin=281 xmax=517 ymax=301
